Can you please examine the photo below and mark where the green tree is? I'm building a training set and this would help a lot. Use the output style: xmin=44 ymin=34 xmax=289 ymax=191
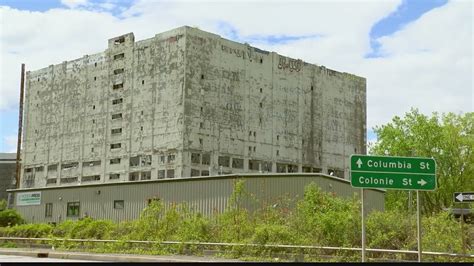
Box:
xmin=370 ymin=109 xmax=474 ymax=213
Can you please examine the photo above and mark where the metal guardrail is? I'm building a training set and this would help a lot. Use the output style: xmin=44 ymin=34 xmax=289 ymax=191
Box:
xmin=0 ymin=237 xmax=472 ymax=259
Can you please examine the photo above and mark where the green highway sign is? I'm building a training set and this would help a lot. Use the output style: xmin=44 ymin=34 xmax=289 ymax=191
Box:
xmin=350 ymin=155 xmax=436 ymax=191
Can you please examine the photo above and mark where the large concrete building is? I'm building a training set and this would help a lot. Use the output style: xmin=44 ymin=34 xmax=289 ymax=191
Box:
xmin=20 ymin=26 xmax=366 ymax=189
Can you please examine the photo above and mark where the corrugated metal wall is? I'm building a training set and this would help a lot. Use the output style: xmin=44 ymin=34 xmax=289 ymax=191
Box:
xmin=10 ymin=174 xmax=384 ymax=223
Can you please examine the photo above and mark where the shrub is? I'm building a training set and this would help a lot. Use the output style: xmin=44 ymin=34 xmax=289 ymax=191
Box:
xmin=0 ymin=209 xmax=25 ymax=227
xmin=366 ymin=210 xmax=416 ymax=250
xmin=291 ymin=183 xmax=360 ymax=247
xmin=422 ymin=211 xmax=464 ymax=254
xmin=0 ymin=223 xmax=52 ymax=238
xmin=176 ymin=210 xmax=211 ymax=242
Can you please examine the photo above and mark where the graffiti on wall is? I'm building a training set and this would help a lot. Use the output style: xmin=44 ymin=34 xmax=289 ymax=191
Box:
xmin=278 ymin=56 xmax=302 ymax=72
xmin=221 ymin=45 xmax=263 ymax=62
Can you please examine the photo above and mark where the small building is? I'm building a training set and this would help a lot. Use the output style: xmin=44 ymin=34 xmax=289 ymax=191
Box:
xmin=0 ymin=153 xmax=17 ymax=201
xmin=9 ymin=173 xmax=384 ymax=223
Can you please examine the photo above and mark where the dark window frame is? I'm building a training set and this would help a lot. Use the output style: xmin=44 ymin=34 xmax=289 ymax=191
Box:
xmin=66 ymin=202 xmax=80 ymax=217
xmin=45 ymin=203 xmax=53 ymax=218
xmin=114 ymin=200 xmax=124 ymax=209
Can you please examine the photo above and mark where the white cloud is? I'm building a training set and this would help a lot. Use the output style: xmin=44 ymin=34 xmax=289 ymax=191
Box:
xmin=360 ymin=0 xmax=473 ymax=128
xmin=0 ymin=0 xmax=471 ymax=137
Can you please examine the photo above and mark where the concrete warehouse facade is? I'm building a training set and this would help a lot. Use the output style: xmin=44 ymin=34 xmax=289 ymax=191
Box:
xmin=10 ymin=174 xmax=384 ymax=223
xmin=20 ymin=26 xmax=366 ymax=189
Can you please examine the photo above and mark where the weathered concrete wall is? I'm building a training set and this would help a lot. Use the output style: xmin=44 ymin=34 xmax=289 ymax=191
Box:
xmin=21 ymin=26 xmax=366 ymax=189
xmin=182 ymin=27 xmax=366 ymax=179
xmin=21 ymin=28 xmax=188 ymax=188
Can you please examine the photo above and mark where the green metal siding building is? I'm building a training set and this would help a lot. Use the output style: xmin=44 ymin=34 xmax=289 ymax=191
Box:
xmin=9 ymin=173 xmax=384 ymax=223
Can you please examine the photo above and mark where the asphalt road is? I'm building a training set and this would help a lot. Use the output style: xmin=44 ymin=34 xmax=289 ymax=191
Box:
xmin=0 ymin=254 xmax=99 ymax=262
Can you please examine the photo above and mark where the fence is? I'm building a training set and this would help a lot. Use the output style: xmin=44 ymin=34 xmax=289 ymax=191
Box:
xmin=0 ymin=237 xmax=472 ymax=262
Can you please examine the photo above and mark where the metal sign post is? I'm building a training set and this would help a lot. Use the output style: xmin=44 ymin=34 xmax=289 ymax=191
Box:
xmin=361 ymin=188 xmax=366 ymax=262
xmin=461 ymin=206 xmax=465 ymax=255
xmin=453 ymin=192 xmax=473 ymax=254
xmin=416 ymin=190 xmax=421 ymax=262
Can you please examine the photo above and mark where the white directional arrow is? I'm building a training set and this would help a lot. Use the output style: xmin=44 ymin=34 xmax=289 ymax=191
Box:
xmin=356 ymin=159 xmax=363 ymax=168
xmin=456 ymin=193 xmax=464 ymax=202
xmin=417 ymin=179 xmax=427 ymax=186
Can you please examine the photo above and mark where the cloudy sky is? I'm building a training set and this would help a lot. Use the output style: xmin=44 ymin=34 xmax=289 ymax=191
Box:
xmin=0 ymin=0 xmax=472 ymax=152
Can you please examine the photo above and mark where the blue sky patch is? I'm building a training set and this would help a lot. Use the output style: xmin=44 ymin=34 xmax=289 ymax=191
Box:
xmin=0 ymin=109 xmax=19 ymax=152
xmin=1 ymin=0 xmax=62 ymax=12
xmin=0 ymin=0 xmax=134 ymax=17
xmin=366 ymin=0 xmax=448 ymax=58
xmin=216 ymin=21 xmax=321 ymax=45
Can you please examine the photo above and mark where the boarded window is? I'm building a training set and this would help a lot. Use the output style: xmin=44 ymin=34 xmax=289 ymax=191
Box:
xmin=288 ymin=164 xmax=298 ymax=173
xmin=302 ymin=166 xmax=312 ymax=173
xmin=66 ymin=202 xmax=80 ymax=217
xmin=141 ymin=155 xmax=152 ymax=166
xmin=167 ymin=169 xmax=175 ymax=178
xmin=112 ymin=98 xmax=123 ymax=105
xmin=114 ymin=37 xmax=125 ymax=44
xmin=277 ymin=163 xmax=287 ymax=173
xmin=109 ymin=173 xmax=120 ymax=179
xmin=191 ymin=153 xmax=201 ymax=164
xmin=111 ymin=113 xmax=122 ymax=119
xmin=47 ymin=164 xmax=58 ymax=171
xmin=218 ymin=156 xmax=230 ymax=167
xmin=46 ymin=178 xmax=57 ymax=185
xmin=232 ymin=158 xmax=244 ymax=169
xmin=191 ymin=169 xmax=200 ymax=177
xmin=83 ymin=160 xmax=101 ymax=167
xmin=113 ymin=53 xmax=124 ymax=60
xmin=110 ymin=158 xmax=121 ymax=165
xmin=312 ymin=168 xmax=322 ymax=173
xmin=130 ymin=156 xmax=140 ymax=167
xmin=141 ymin=171 xmax=151 ymax=180
xmin=45 ymin=203 xmax=53 ymax=218
xmin=249 ymin=160 xmax=260 ymax=171
xmin=158 ymin=170 xmax=165 ymax=179
xmin=129 ymin=172 xmax=139 ymax=181
xmin=202 ymin=153 xmax=210 ymax=165
xmin=113 ymin=68 xmax=124 ymax=75
xmin=110 ymin=143 xmax=121 ymax=149
xmin=111 ymin=128 xmax=122 ymax=134
xmin=82 ymin=175 xmax=100 ymax=182
xmin=113 ymin=83 xmax=124 ymax=90
xmin=61 ymin=162 xmax=78 ymax=170
xmin=262 ymin=161 xmax=272 ymax=172
xmin=114 ymin=200 xmax=124 ymax=209
xmin=60 ymin=177 xmax=78 ymax=184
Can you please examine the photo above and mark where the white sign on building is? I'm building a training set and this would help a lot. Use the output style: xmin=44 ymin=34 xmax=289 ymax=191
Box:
xmin=16 ymin=192 xmax=41 ymax=206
